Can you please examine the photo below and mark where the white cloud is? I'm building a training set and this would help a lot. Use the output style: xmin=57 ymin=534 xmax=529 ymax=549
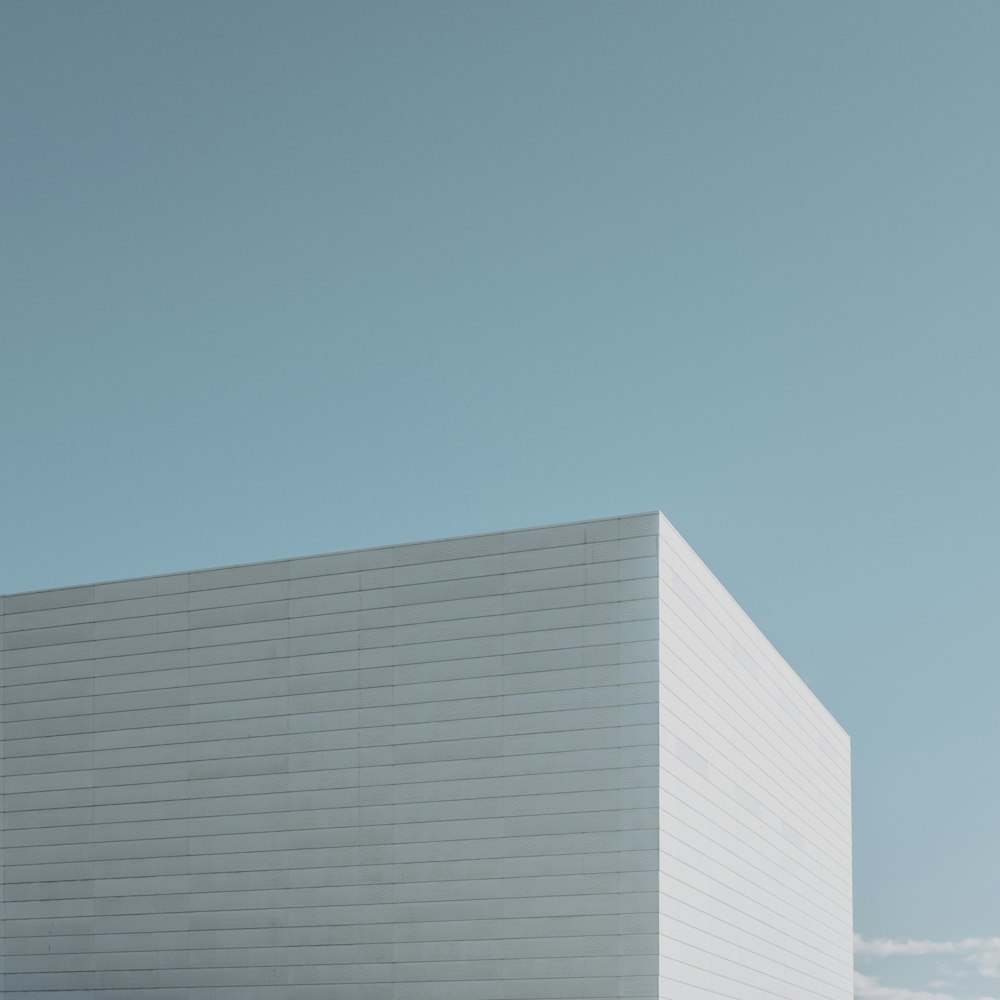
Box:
xmin=855 ymin=935 xmax=1000 ymax=1000
xmin=974 ymin=944 xmax=1000 ymax=979
xmin=855 ymin=971 xmax=999 ymax=1000
xmin=856 ymin=935 xmax=1000 ymax=978
xmin=856 ymin=971 xmax=963 ymax=1000
xmin=857 ymin=936 xmax=963 ymax=957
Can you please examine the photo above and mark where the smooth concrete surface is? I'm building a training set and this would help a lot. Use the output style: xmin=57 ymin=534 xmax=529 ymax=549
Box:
xmin=0 ymin=513 xmax=852 ymax=999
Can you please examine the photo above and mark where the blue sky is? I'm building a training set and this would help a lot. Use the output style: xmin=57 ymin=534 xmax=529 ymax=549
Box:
xmin=2 ymin=3 xmax=999 ymax=996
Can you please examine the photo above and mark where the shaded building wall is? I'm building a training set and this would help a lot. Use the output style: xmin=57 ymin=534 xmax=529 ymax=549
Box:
xmin=1 ymin=513 xmax=663 ymax=1000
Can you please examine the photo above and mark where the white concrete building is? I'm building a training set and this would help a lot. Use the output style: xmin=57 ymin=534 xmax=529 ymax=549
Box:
xmin=0 ymin=512 xmax=852 ymax=999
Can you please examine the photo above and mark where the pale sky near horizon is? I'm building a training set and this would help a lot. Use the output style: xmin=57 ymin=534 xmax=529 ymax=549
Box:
xmin=3 ymin=3 xmax=999 ymax=997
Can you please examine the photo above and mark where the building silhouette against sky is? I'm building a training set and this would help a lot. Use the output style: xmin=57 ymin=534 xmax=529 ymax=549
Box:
xmin=0 ymin=512 xmax=852 ymax=999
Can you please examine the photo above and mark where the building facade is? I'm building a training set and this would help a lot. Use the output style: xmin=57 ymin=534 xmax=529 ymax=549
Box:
xmin=0 ymin=512 xmax=853 ymax=999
